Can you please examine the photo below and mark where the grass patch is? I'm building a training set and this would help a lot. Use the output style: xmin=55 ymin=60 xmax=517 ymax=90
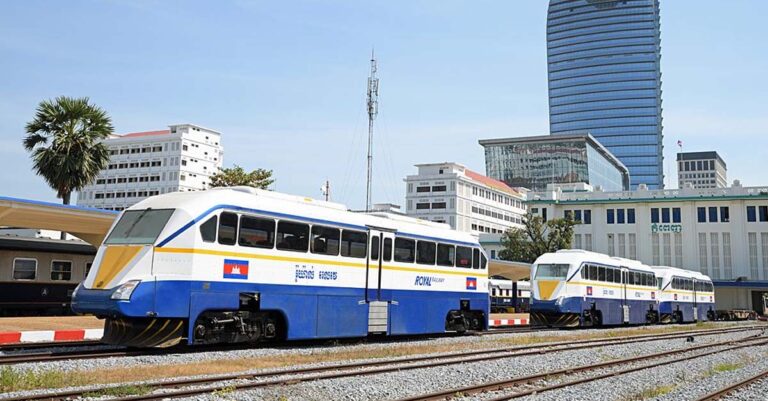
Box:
xmin=712 ymin=362 xmax=742 ymax=373
xmin=0 ymin=366 xmax=84 ymax=392
xmin=622 ymin=384 xmax=676 ymax=400
xmin=83 ymin=384 xmax=152 ymax=397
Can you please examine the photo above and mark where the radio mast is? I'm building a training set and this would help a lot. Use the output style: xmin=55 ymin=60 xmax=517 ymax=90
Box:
xmin=365 ymin=50 xmax=379 ymax=212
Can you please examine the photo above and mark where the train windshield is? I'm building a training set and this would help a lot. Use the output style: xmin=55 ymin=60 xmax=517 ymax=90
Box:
xmin=534 ymin=264 xmax=570 ymax=280
xmin=105 ymin=209 xmax=175 ymax=245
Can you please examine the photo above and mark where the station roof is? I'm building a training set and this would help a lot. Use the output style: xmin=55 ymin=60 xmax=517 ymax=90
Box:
xmin=488 ymin=259 xmax=531 ymax=281
xmin=0 ymin=197 xmax=117 ymax=246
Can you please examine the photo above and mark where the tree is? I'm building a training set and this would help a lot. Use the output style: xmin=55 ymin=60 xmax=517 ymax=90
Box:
xmin=209 ymin=165 xmax=274 ymax=189
xmin=23 ymin=96 xmax=113 ymax=232
xmin=498 ymin=213 xmax=579 ymax=263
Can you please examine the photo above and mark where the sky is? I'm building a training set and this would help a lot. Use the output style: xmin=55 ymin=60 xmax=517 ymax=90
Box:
xmin=1 ymin=0 xmax=767 ymax=209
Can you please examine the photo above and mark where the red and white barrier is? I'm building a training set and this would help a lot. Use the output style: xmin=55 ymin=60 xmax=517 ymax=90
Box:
xmin=489 ymin=318 xmax=528 ymax=327
xmin=0 ymin=328 xmax=103 ymax=344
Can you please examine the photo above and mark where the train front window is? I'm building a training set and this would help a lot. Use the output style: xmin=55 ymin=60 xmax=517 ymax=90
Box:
xmin=105 ymin=209 xmax=175 ymax=245
xmin=535 ymin=264 xmax=569 ymax=280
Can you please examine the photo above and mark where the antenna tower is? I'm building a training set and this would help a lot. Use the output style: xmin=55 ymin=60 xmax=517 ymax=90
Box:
xmin=365 ymin=50 xmax=379 ymax=212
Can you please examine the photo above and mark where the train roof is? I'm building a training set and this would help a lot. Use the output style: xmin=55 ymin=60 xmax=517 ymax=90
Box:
xmin=128 ymin=187 xmax=479 ymax=246
xmin=0 ymin=235 xmax=96 ymax=255
xmin=535 ymin=249 xmax=654 ymax=272
xmin=652 ymin=265 xmax=712 ymax=281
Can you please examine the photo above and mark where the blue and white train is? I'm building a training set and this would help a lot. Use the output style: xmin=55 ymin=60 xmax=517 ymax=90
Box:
xmin=72 ymin=187 xmax=490 ymax=347
xmin=654 ymin=266 xmax=716 ymax=323
xmin=530 ymin=250 xmax=659 ymax=327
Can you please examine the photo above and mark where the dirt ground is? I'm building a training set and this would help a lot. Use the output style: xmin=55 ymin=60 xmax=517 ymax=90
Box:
xmin=0 ymin=315 xmax=103 ymax=331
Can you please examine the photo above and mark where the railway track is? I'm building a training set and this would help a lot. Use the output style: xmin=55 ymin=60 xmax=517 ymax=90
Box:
xmin=0 ymin=339 xmax=101 ymax=352
xmin=5 ymin=325 xmax=764 ymax=401
xmin=695 ymin=368 xmax=768 ymax=401
xmin=397 ymin=333 xmax=768 ymax=401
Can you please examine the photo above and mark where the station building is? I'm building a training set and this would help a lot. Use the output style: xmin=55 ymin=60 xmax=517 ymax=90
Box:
xmin=77 ymin=124 xmax=224 ymax=211
xmin=404 ymin=162 xmax=527 ymax=236
xmin=528 ymin=181 xmax=768 ymax=312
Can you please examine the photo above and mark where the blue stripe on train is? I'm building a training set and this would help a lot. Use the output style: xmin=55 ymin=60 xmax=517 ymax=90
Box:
xmin=532 ymin=297 xmax=717 ymax=325
xmin=73 ymin=280 xmax=489 ymax=343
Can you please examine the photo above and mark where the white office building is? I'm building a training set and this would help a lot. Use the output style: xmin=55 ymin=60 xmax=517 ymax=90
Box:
xmin=528 ymin=182 xmax=768 ymax=312
xmin=77 ymin=124 xmax=224 ymax=211
xmin=677 ymin=151 xmax=727 ymax=189
xmin=404 ymin=162 xmax=527 ymax=235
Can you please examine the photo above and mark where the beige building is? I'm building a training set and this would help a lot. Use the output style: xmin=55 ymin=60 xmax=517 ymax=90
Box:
xmin=677 ymin=151 xmax=727 ymax=189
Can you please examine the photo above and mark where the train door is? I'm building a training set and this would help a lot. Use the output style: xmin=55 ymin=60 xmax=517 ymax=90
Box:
xmin=621 ymin=267 xmax=630 ymax=324
xmin=692 ymin=279 xmax=698 ymax=322
xmin=364 ymin=228 xmax=394 ymax=334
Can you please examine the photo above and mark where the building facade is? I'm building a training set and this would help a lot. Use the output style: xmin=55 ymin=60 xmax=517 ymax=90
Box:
xmin=77 ymin=124 xmax=223 ymax=211
xmin=480 ymin=133 xmax=630 ymax=192
xmin=677 ymin=151 xmax=727 ymax=189
xmin=547 ymin=0 xmax=664 ymax=189
xmin=528 ymin=183 xmax=768 ymax=312
xmin=404 ymin=163 xmax=527 ymax=236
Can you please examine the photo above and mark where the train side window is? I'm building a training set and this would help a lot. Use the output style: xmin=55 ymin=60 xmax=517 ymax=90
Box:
xmin=340 ymin=230 xmax=367 ymax=258
xmin=13 ymin=258 xmax=37 ymax=280
xmin=672 ymin=278 xmax=677 ymax=290
xmin=383 ymin=238 xmax=393 ymax=262
xmin=310 ymin=225 xmax=340 ymax=255
xmin=85 ymin=262 xmax=93 ymax=278
xmin=394 ymin=238 xmax=415 ymax=263
xmin=218 ymin=212 xmax=238 ymax=245
xmin=456 ymin=246 xmax=472 ymax=268
xmin=480 ymin=253 xmax=487 ymax=270
xmin=276 ymin=221 xmax=309 ymax=252
xmin=51 ymin=260 xmax=72 ymax=281
xmin=200 ymin=215 xmax=218 ymax=243
xmin=472 ymin=249 xmax=480 ymax=269
xmin=239 ymin=216 xmax=276 ymax=249
xmin=605 ymin=268 xmax=614 ymax=283
xmin=588 ymin=264 xmax=597 ymax=281
xmin=436 ymin=243 xmax=456 ymax=267
xmin=370 ymin=236 xmax=380 ymax=261
xmin=416 ymin=241 xmax=436 ymax=265
xmin=614 ymin=269 xmax=622 ymax=283
xmin=581 ymin=265 xmax=587 ymax=279
xmin=598 ymin=266 xmax=606 ymax=282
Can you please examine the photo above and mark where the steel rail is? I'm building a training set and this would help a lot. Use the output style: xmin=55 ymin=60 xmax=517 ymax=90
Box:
xmin=695 ymin=368 xmax=768 ymax=401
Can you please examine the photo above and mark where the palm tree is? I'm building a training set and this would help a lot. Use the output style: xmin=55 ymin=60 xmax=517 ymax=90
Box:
xmin=23 ymin=96 xmax=113 ymax=232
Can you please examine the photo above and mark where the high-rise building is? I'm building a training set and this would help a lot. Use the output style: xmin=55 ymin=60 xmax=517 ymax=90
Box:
xmin=677 ymin=151 xmax=727 ymax=189
xmin=547 ymin=0 xmax=664 ymax=189
xmin=77 ymin=124 xmax=224 ymax=211
xmin=404 ymin=162 xmax=527 ymax=236
xmin=479 ymin=133 xmax=630 ymax=192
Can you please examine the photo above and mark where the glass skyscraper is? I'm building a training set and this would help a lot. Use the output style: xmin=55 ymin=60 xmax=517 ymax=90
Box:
xmin=547 ymin=0 xmax=664 ymax=189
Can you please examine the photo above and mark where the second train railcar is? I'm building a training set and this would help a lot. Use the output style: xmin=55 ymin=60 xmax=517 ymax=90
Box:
xmin=489 ymin=278 xmax=530 ymax=313
xmin=653 ymin=266 xmax=715 ymax=323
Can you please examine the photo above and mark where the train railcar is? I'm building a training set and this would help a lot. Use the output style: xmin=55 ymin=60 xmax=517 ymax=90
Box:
xmin=489 ymin=278 xmax=530 ymax=313
xmin=530 ymin=250 xmax=659 ymax=327
xmin=72 ymin=187 xmax=490 ymax=347
xmin=653 ymin=266 xmax=715 ymax=323
xmin=0 ymin=236 xmax=95 ymax=316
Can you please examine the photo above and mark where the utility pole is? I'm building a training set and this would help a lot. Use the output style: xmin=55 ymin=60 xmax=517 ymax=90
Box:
xmin=365 ymin=49 xmax=379 ymax=212
xmin=321 ymin=180 xmax=330 ymax=201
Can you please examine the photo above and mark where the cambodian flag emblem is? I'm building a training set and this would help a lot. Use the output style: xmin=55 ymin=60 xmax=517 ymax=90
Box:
xmin=586 ymin=286 xmax=593 ymax=296
xmin=223 ymin=259 xmax=249 ymax=279
xmin=465 ymin=277 xmax=477 ymax=290
xmin=651 ymin=291 xmax=656 ymax=300
xmin=674 ymin=293 xmax=678 ymax=301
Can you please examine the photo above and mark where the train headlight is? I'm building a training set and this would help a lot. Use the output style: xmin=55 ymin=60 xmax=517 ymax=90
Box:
xmin=110 ymin=280 xmax=141 ymax=300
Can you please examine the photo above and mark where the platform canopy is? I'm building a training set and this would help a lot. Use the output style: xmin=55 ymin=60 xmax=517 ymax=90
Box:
xmin=0 ymin=196 xmax=117 ymax=246
xmin=488 ymin=259 xmax=531 ymax=281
